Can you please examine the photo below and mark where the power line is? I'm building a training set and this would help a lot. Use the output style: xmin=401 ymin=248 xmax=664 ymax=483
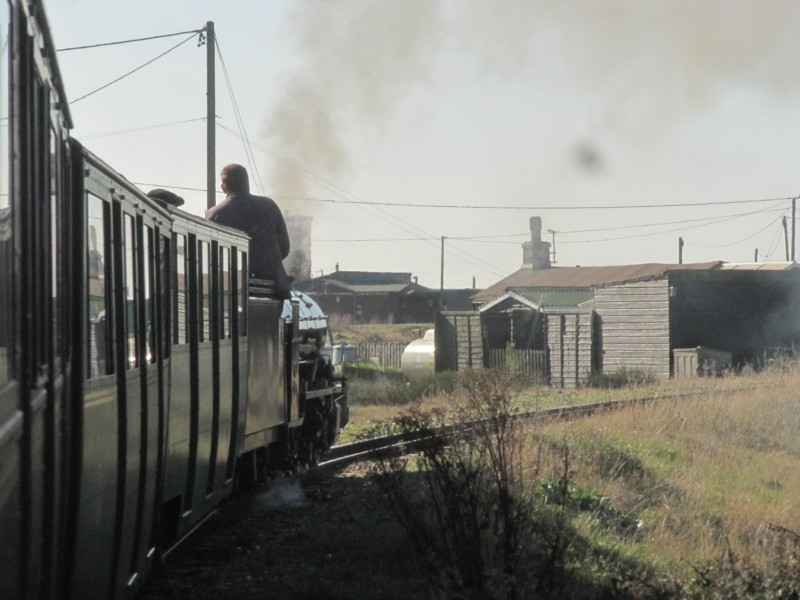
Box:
xmin=58 ymin=29 xmax=204 ymax=52
xmin=215 ymin=123 xmax=508 ymax=279
xmin=214 ymin=36 xmax=264 ymax=195
xmin=230 ymin=187 xmax=797 ymax=211
xmin=81 ymin=116 xmax=207 ymax=140
xmin=685 ymin=212 xmax=786 ymax=248
xmin=314 ymin=206 xmax=787 ymax=244
xmin=265 ymin=192 xmax=795 ymax=211
xmin=70 ymin=31 xmax=200 ymax=104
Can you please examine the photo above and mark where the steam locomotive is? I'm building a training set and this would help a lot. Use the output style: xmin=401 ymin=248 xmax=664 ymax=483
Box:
xmin=0 ymin=2 xmax=347 ymax=599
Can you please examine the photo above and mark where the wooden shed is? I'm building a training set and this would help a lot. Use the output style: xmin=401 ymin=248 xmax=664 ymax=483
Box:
xmin=444 ymin=261 xmax=800 ymax=387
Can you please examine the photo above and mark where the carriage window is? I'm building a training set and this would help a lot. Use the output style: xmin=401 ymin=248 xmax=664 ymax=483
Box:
xmin=199 ymin=241 xmax=210 ymax=342
xmin=0 ymin=6 xmax=9 ymax=386
xmin=160 ymin=234 xmax=171 ymax=358
xmin=87 ymin=194 xmax=111 ymax=378
xmin=238 ymin=250 xmax=247 ymax=337
xmin=50 ymin=124 xmax=60 ymax=358
xmin=221 ymin=247 xmax=230 ymax=339
xmin=174 ymin=234 xmax=187 ymax=344
xmin=124 ymin=214 xmax=138 ymax=369
xmin=143 ymin=225 xmax=156 ymax=364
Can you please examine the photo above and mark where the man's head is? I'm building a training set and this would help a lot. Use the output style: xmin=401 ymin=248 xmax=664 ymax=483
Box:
xmin=220 ymin=163 xmax=250 ymax=194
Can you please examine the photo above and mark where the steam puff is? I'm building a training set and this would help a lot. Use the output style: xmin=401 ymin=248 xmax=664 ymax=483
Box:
xmin=263 ymin=0 xmax=800 ymax=205
xmin=263 ymin=0 xmax=444 ymax=212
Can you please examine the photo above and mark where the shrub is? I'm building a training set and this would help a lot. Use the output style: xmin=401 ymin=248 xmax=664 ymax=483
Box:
xmin=584 ymin=367 xmax=655 ymax=389
xmin=346 ymin=370 xmax=458 ymax=406
xmin=370 ymin=369 xmax=579 ymax=598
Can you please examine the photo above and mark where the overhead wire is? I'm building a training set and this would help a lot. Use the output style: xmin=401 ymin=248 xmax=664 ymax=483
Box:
xmin=214 ymin=36 xmax=265 ymax=195
xmin=216 ymin=124 xmax=510 ymax=279
xmin=58 ymin=30 xmax=204 ymax=52
xmin=685 ymin=212 xmax=787 ymax=248
xmin=559 ymin=205 xmax=788 ymax=245
xmin=59 ymin=28 xmax=797 ymax=272
xmin=314 ymin=205 xmax=787 ymax=244
xmin=69 ymin=31 xmax=201 ymax=104
xmin=761 ymin=215 xmax=788 ymax=259
xmin=81 ymin=116 xmax=207 ymax=140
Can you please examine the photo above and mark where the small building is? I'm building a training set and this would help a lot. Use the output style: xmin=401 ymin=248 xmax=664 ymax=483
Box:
xmin=436 ymin=216 xmax=800 ymax=386
xmin=294 ymin=269 xmax=479 ymax=324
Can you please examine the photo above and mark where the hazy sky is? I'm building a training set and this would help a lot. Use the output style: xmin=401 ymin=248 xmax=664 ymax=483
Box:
xmin=47 ymin=1 xmax=800 ymax=289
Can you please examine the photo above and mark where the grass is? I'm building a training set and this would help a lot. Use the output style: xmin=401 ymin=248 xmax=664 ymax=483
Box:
xmin=530 ymin=363 xmax=800 ymax=593
xmin=345 ymin=361 xmax=800 ymax=597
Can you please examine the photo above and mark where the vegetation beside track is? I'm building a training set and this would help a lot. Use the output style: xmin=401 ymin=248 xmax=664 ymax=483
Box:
xmin=141 ymin=361 xmax=800 ymax=599
xmin=362 ymin=362 xmax=800 ymax=598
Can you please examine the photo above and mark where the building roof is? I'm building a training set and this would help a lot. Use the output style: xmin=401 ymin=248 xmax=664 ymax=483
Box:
xmin=472 ymin=261 xmax=723 ymax=304
xmin=294 ymin=270 xmax=428 ymax=295
xmin=320 ymin=271 xmax=413 ymax=285
xmin=718 ymin=262 xmax=798 ymax=271
xmin=513 ymin=287 xmax=596 ymax=308
xmin=479 ymin=289 xmax=597 ymax=314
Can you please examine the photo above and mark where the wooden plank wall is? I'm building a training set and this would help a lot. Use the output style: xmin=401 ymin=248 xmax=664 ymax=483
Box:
xmin=594 ymin=279 xmax=671 ymax=379
xmin=487 ymin=348 xmax=547 ymax=383
xmin=435 ymin=311 xmax=483 ymax=372
xmin=355 ymin=342 xmax=406 ymax=369
xmin=547 ymin=312 xmax=593 ymax=388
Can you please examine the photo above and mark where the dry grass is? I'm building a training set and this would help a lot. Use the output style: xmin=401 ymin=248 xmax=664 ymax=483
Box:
xmin=535 ymin=363 xmax=800 ymax=578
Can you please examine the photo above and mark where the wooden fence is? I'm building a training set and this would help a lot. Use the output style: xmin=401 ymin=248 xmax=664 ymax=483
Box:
xmin=355 ymin=342 xmax=406 ymax=369
xmin=487 ymin=348 xmax=548 ymax=384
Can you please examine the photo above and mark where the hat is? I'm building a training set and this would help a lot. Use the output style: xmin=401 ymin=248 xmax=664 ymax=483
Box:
xmin=147 ymin=188 xmax=185 ymax=207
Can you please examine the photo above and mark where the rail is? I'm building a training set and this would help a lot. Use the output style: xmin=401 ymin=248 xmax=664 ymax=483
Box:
xmin=319 ymin=383 xmax=759 ymax=467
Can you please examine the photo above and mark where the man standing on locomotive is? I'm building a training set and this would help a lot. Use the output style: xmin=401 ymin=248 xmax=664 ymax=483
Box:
xmin=206 ymin=163 xmax=292 ymax=299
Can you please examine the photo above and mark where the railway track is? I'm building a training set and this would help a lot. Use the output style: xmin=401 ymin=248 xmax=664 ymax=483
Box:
xmin=320 ymin=382 xmax=760 ymax=468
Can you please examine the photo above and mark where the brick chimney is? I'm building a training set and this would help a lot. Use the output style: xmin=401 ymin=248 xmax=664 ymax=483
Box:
xmin=522 ymin=216 xmax=551 ymax=270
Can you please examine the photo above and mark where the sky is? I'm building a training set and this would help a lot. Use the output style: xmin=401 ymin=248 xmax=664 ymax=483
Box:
xmin=46 ymin=0 xmax=800 ymax=290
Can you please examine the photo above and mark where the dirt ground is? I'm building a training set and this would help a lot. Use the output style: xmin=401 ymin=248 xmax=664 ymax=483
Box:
xmin=138 ymin=462 xmax=426 ymax=600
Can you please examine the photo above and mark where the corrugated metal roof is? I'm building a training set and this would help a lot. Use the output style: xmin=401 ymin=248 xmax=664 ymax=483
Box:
xmin=472 ymin=262 xmax=722 ymax=303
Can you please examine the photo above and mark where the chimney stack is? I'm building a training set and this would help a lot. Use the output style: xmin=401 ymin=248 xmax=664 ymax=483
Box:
xmin=522 ymin=216 xmax=552 ymax=270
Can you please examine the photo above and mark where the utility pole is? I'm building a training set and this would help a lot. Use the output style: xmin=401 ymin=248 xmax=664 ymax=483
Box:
xmin=440 ymin=236 xmax=445 ymax=291
xmin=754 ymin=248 xmax=759 ymax=262
xmin=792 ymin=197 xmax=797 ymax=262
xmin=678 ymin=237 xmax=684 ymax=264
xmin=206 ymin=21 xmax=215 ymax=211
xmin=783 ymin=216 xmax=789 ymax=261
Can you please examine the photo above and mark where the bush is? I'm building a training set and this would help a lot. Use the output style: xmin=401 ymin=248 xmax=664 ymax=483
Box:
xmin=370 ymin=369 xmax=579 ymax=598
xmin=342 ymin=362 xmax=404 ymax=383
xmin=346 ymin=370 xmax=459 ymax=406
xmin=584 ymin=367 xmax=655 ymax=389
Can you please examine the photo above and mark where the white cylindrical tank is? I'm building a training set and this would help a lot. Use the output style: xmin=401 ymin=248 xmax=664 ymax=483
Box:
xmin=401 ymin=329 xmax=436 ymax=381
